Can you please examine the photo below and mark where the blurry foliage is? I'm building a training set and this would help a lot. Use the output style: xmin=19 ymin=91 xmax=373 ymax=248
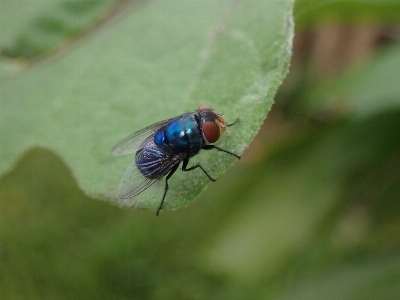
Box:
xmin=300 ymin=43 xmax=400 ymax=118
xmin=1 ymin=0 xmax=400 ymax=299
xmin=294 ymin=0 xmax=400 ymax=28
xmin=0 ymin=0 xmax=117 ymax=58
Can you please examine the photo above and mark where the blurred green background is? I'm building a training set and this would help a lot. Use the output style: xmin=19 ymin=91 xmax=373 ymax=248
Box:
xmin=1 ymin=0 xmax=400 ymax=299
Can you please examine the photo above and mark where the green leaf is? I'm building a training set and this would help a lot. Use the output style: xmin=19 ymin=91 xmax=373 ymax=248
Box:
xmin=294 ymin=0 xmax=400 ymax=29
xmin=0 ymin=0 xmax=294 ymax=212
xmin=0 ymin=0 xmax=116 ymax=58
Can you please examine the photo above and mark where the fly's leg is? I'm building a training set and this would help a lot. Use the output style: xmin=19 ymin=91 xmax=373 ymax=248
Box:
xmin=182 ymin=158 xmax=216 ymax=182
xmin=202 ymin=145 xmax=241 ymax=159
xmin=157 ymin=164 xmax=180 ymax=216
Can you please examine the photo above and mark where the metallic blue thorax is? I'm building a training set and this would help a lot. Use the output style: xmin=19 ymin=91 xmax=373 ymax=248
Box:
xmin=136 ymin=113 xmax=205 ymax=179
xmin=154 ymin=113 xmax=204 ymax=152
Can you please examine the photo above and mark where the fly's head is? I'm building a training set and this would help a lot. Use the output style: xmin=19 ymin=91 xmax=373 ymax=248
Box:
xmin=197 ymin=105 xmax=227 ymax=144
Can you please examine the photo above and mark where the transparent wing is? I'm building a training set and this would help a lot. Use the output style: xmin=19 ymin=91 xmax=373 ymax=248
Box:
xmin=115 ymin=162 xmax=159 ymax=201
xmin=111 ymin=118 xmax=174 ymax=156
xmin=115 ymin=141 xmax=186 ymax=204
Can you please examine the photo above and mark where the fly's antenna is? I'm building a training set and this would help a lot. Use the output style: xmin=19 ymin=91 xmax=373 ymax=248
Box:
xmin=227 ymin=118 xmax=239 ymax=127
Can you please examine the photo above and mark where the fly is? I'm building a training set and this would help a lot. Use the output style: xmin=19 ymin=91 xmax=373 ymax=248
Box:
xmin=111 ymin=105 xmax=240 ymax=215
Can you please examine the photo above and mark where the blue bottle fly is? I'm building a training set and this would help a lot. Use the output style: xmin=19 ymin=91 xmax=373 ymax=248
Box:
xmin=111 ymin=105 xmax=240 ymax=215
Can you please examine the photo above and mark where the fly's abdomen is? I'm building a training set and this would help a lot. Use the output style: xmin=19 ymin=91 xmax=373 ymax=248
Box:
xmin=136 ymin=147 xmax=171 ymax=179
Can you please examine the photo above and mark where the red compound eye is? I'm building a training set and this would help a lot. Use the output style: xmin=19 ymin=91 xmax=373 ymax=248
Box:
xmin=202 ymin=121 xmax=220 ymax=143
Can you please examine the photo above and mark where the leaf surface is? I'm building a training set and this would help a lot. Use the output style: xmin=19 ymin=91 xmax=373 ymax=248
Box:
xmin=1 ymin=0 xmax=294 ymax=211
